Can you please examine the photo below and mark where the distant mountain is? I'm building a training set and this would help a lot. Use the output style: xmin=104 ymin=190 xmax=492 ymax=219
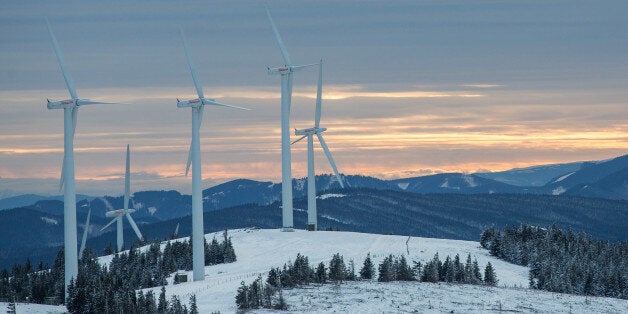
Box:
xmin=475 ymin=161 xmax=584 ymax=186
xmin=0 ymin=194 xmax=92 ymax=211
xmin=542 ymin=155 xmax=628 ymax=196
xmin=390 ymin=173 xmax=528 ymax=194
xmin=5 ymin=188 xmax=628 ymax=271
xmin=565 ymin=167 xmax=628 ymax=200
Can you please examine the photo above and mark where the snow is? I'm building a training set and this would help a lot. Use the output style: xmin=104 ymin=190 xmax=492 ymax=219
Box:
xmin=440 ymin=179 xmax=449 ymax=188
xmin=552 ymin=186 xmax=566 ymax=195
xmin=147 ymin=206 xmax=157 ymax=215
xmin=40 ymin=216 xmax=58 ymax=225
xmin=0 ymin=302 xmax=66 ymax=313
xmin=136 ymin=228 xmax=531 ymax=313
xmin=273 ymin=281 xmax=628 ymax=313
xmin=321 ymin=214 xmax=343 ymax=223
xmin=554 ymin=172 xmax=575 ymax=183
xmin=463 ymin=175 xmax=478 ymax=187
xmin=397 ymin=182 xmax=409 ymax=190
xmin=317 ymin=193 xmax=346 ymax=200
xmin=294 ymin=178 xmax=306 ymax=191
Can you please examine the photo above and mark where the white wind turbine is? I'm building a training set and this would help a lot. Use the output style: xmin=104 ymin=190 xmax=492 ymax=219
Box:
xmin=176 ymin=27 xmax=249 ymax=282
xmin=100 ymin=145 xmax=143 ymax=252
xmin=44 ymin=18 xmax=123 ymax=290
xmin=78 ymin=208 xmax=91 ymax=258
xmin=292 ymin=61 xmax=345 ymax=231
xmin=266 ymin=7 xmax=318 ymax=231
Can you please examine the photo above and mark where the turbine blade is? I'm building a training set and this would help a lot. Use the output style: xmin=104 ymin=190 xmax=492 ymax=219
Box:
xmin=291 ymin=134 xmax=307 ymax=145
xmin=289 ymin=63 xmax=319 ymax=72
xmin=199 ymin=105 xmax=204 ymax=127
xmin=100 ymin=217 xmax=117 ymax=232
xmin=265 ymin=7 xmax=292 ymax=66
xmin=202 ymin=99 xmax=250 ymax=111
xmin=59 ymin=158 xmax=65 ymax=192
xmin=124 ymin=144 xmax=130 ymax=210
xmin=101 ymin=197 xmax=114 ymax=211
xmin=71 ymin=106 xmax=77 ymax=138
xmin=315 ymin=60 xmax=323 ymax=128
xmin=45 ymin=18 xmax=78 ymax=99
xmin=79 ymin=208 xmax=91 ymax=257
xmin=125 ymin=212 xmax=143 ymax=240
xmin=179 ymin=27 xmax=205 ymax=99
xmin=76 ymin=100 xmax=128 ymax=106
xmin=316 ymin=133 xmax=344 ymax=188
xmin=185 ymin=141 xmax=192 ymax=176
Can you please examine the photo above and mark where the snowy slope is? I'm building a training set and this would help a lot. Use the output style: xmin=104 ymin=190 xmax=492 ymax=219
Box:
xmin=276 ymin=281 xmax=628 ymax=313
xmin=140 ymin=228 xmax=530 ymax=313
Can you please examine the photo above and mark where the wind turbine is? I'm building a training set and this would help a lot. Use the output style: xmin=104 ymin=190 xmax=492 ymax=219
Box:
xmin=292 ymin=61 xmax=344 ymax=231
xmin=266 ymin=7 xmax=318 ymax=231
xmin=100 ymin=145 xmax=143 ymax=252
xmin=44 ymin=18 xmax=123 ymax=290
xmin=79 ymin=208 xmax=91 ymax=257
xmin=176 ymin=27 xmax=249 ymax=282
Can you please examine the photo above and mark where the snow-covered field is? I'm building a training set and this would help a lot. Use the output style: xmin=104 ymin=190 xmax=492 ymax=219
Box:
xmin=0 ymin=302 xmax=66 ymax=313
xmin=9 ymin=228 xmax=628 ymax=313
xmin=149 ymin=228 xmax=530 ymax=313
xmin=274 ymin=281 xmax=628 ymax=313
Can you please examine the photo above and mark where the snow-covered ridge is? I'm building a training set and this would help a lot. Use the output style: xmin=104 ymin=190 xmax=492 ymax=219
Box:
xmin=40 ymin=216 xmax=58 ymax=225
xmin=317 ymin=193 xmax=346 ymax=200
xmin=130 ymin=228 xmax=529 ymax=313
xmin=553 ymin=172 xmax=575 ymax=183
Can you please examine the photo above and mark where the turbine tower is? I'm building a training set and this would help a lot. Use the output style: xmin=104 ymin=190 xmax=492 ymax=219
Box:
xmin=266 ymin=7 xmax=318 ymax=231
xmin=177 ymin=27 xmax=249 ymax=282
xmin=100 ymin=145 xmax=143 ymax=252
xmin=45 ymin=18 xmax=122 ymax=290
xmin=292 ymin=61 xmax=345 ymax=231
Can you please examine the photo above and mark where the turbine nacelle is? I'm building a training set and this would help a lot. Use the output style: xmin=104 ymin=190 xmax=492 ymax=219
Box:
xmin=46 ymin=98 xmax=81 ymax=109
xmin=267 ymin=62 xmax=319 ymax=76
xmin=295 ymin=127 xmax=327 ymax=136
xmin=177 ymin=97 xmax=213 ymax=108
xmin=105 ymin=208 xmax=136 ymax=218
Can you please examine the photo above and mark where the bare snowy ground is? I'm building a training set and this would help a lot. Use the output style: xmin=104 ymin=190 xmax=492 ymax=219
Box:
xmin=146 ymin=228 xmax=530 ymax=313
xmin=9 ymin=228 xmax=628 ymax=313
xmin=269 ymin=281 xmax=628 ymax=313
xmin=0 ymin=302 xmax=66 ymax=313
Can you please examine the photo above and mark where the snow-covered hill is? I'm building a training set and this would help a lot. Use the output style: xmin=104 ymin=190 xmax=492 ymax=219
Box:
xmin=143 ymin=228 xmax=530 ymax=313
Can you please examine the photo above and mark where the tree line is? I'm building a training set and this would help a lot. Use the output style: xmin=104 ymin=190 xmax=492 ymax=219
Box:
xmin=481 ymin=224 xmax=627 ymax=299
xmin=235 ymin=251 xmax=497 ymax=310
xmin=0 ymin=230 xmax=236 ymax=312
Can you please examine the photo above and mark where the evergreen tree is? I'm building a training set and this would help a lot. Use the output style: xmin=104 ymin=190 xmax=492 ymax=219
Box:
xmin=484 ymin=262 xmax=497 ymax=286
xmin=328 ymin=253 xmax=347 ymax=282
xmin=189 ymin=294 xmax=198 ymax=314
xmin=378 ymin=255 xmax=395 ymax=282
xmin=235 ymin=281 xmax=249 ymax=309
xmin=6 ymin=295 xmax=16 ymax=314
xmin=158 ymin=286 xmax=168 ymax=313
xmin=360 ymin=253 xmax=375 ymax=279
xmin=315 ymin=262 xmax=327 ymax=284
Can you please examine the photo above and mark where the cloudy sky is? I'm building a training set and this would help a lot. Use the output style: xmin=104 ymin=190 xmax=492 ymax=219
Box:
xmin=0 ymin=0 xmax=626 ymax=196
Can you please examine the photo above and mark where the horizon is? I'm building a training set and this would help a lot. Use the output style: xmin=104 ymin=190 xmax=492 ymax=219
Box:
xmin=1 ymin=1 xmax=626 ymax=196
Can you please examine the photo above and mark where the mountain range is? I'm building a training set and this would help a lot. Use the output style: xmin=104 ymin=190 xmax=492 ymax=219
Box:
xmin=0 ymin=154 xmax=626 ymax=269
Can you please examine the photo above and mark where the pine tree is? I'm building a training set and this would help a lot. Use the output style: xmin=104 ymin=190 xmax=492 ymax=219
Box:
xmin=472 ymin=259 xmax=483 ymax=284
xmin=6 ymin=295 xmax=16 ymax=314
xmin=158 ymin=286 xmax=168 ymax=313
xmin=328 ymin=253 xmax=346 ymax=282
xmin=378 ymin=255 xmax=395 ymax=282
xmin=189 ymin=294 xmax=198 ymax=314
xmin=235 ymin=281 xmax=249 ymax=309
xmin=315 ymin=262 xmax=327 ymax=284
xmin=360 ymin=253 xmax=375 ymax=279
xmin=484 ymin=262 xmax=497 ymax=286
